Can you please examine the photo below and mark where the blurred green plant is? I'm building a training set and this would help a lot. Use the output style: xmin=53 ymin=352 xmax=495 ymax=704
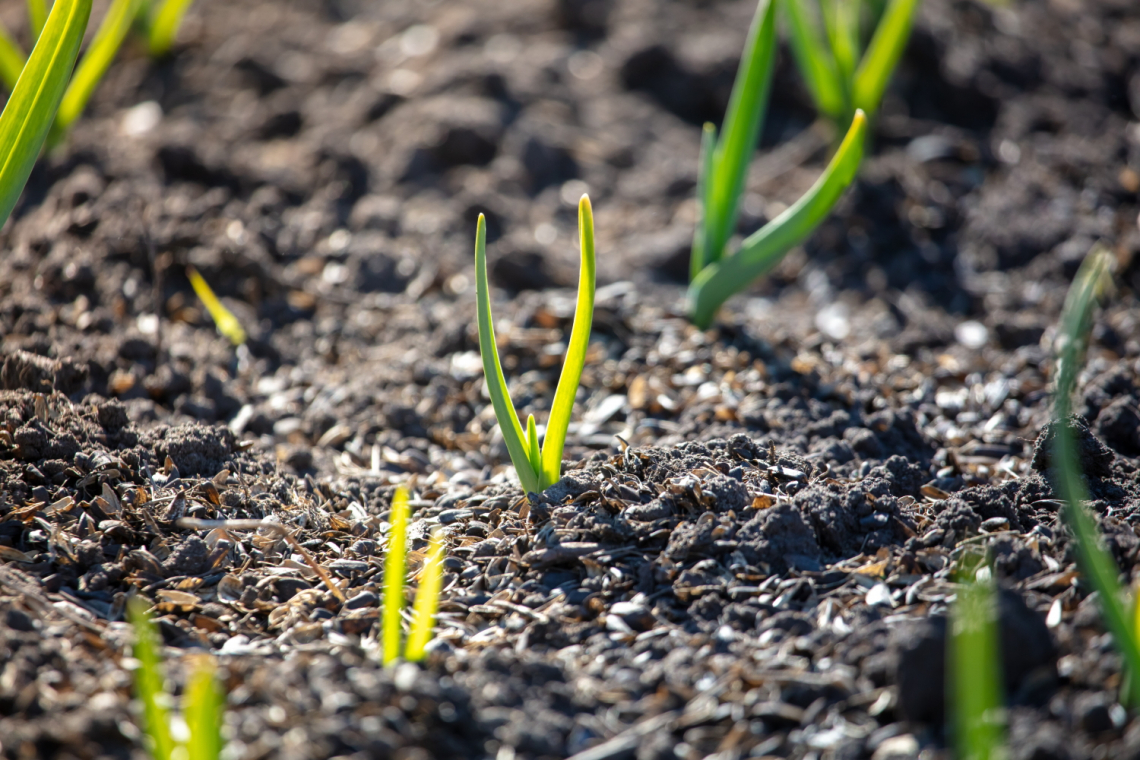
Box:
xmin=187 ymin=266 xmax=247 ymax=346
xmin=949 ymin=553 xmax=1007 ymax=760
xmin=1050 ymin=244 xmax=1140 ymax=707
xmin=382 ymin=486 xmax=447 ymax=665
xmin=128 ymin=597 xmax=225 ymax=760
xmin=780 ymin=0 xmax=920 ymax=127
xmin=51 ymin=0 xmax=142 ymax=143
xmin=687 ymin=0 xmax=866 ymax=329
xmin=475 ymin=195 xmax=596 ymax=495
xmin=0 ymin=0 xmax=91 ymax=229
xmin=0 ymin=0 xmax=139 ymax=146
xmin=144 ymin=0 xmax=197 ymax=57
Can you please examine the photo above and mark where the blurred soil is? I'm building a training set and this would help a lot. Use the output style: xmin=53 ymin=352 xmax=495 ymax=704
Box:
xmin=2 ymin=0 xmax=1140 ymax=758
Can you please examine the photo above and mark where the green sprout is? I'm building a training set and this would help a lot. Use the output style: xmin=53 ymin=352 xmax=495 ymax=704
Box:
xmin=781 ymin=0 xmax=921 ymax=127
xmin=1050 ymin=245 xmax=1140 ymax=707
xmin=0 ymin=0 xmax=139 ymax=148
xmin=950 ymin=554 xmax=1007 ymax=760
xmin=187 ymin=266 xmax=247 ymax=346
xmin=0 ymin=0 xmax=91 ymax=230
xmin=382 ymin=486 xmax=447 ymax=665
xmin=687 ymin=0 xmax=867 ymax=329
xmin=128 ymin=597 xmax=225 ymax=760
xmin=145 ymin=0 xmax=197 ymax=58
xmin=475 ymin=196 xmax=596 ymax=495
xmin=50 ymin=0 xmax=142 ymax=143
xmin=27 ymin=0 xmax=48 ymax=43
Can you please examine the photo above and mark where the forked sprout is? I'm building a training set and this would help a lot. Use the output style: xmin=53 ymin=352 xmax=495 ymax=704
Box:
xmin=475 ymin=195 xmax=596 ymax=495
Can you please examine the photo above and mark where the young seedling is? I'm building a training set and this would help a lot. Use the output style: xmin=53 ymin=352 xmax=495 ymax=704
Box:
xmin=146 ymin=0 xmax=197 ymax=57
xmin=0 ymin=0 xmax=91 ymax=230
xmin=382 ymin=486 xmax=447 ymax=665
xmin=187 ymin=266 xmax=247 ymax=346
xmin=781 ymin=0 xmax=921 ymax=127
xmin=50 ymin=0 xmax=141 ymax=144
xmin=949 ymin=553 xmax=1007 ymax=760
xmin=475 ymin=196 xmax=596 ymax=495
xmin=687 ymin=0 xmax=867 ymax=329
xmin=127 ymin=597 xmax=225 ymax=760
xmin=1050 ymin=245 xmax=1140 ymax=707
xmin=0 ymin=0 xmax=140 ymax=147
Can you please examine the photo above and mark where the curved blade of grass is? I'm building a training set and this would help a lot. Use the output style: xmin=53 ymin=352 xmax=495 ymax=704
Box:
xmin=780 ymin=0 xmax=845 ymax=121
xmin=405 ymin=528 xmax=445 ymax=662
xmin=28 ymin=0 xmax=48 ymax=43
xmin=539 ymin=194 xmax=596 ymax=490
xmin=0 ymin=24 xmax=26 ymax=92
xmin=950 ymin=563 xmax=1006 ymax=760
xmin=187 ymin=266 xmax=247 ymax=346
xmin=702 ymin=0 xmax=777 ymax=268
xmin=475 ymin=213 xmax=540 ymax=494
xmin=184 ymin=655 xmax=224 ymax=760
xmin=1051 ymin=246 xmax=1140 ymax=706
xmin=690 ymin=121 xmax=717 ymax=283
xmin=852 ymin=0 xmax=919 ymax=115
xmin=148 ymin=0 xmax=195 ymax=57
xmin=0 ymin=0 xmax=90 ymax=230
xmin=688 ymin=109 xmax=866 ymax=329
xmin=52 ymin=0 xmax=139 ymax=139
xmin=128 ymin=597 xmax=175 ymax=760
xmin=382 ymin=487 xmax=410 ymax=665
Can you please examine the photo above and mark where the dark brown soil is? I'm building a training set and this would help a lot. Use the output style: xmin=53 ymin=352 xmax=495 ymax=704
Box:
xmin=2 ymin=0 xmax=1140 ymax=758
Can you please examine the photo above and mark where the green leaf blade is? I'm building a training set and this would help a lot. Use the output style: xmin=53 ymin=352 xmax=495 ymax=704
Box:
xmin=950 ymin=570 xmax=1006 ymax=760
xmin=0 ymin=24 xmax=26 ymax=93
xmin=184 ymin=655 xmax=225 ymax=760
xmin=690 ymin=122 xmax=718 ymax=282
xmin=1050 ymin=245 xmax=1140 ymax=706
xmin=702 ymin=0 xmax=777 ymax=268
xmin=0 ymin=0 xmax=91 ymax=230
xmin=540 ymin=194 xmax=596 ymax=490
xmin=474 ymin=213 xmax=540 ymax=494
xmin=852 ymin=0 xmax=920 ymax=116
xmin=53 ymin=0 xmax=140 ymax=138
xmin=148 ymin=0 xmax=196 ymax=57
xmin=28 ymin=0 xmax=48 ymax=43
xmin=405 ymin=528 xmax=446 ymax=663
xmin=382 ymin=487 xmax=410 ymax=665
xmin=128 ymin=598 xmax=176 ymax=760
xmin=780 ymin=0 xmax=846 ymax=121
xmin=688 ymin=109 xmax=866 ymax=329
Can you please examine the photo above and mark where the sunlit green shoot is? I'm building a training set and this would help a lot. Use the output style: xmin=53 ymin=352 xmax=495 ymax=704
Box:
xmin=475 ymin=195 xmax=596 ymax=495
xmin=128 ymin=598 xmax=226 ymax=760
xmin=692 ymin=0 xmax=776 ymax=278
xmin=950 ymin=555 xmax=1006 ymax=760
xmin=50 ymin=0 xmax=141 ymax=143
xmin=183 ymin=655 xmax=225 ymax=760
xmin=405 ymin=528 xmax=445 ymax=662
xmin=128 ymin=598 xmax=175 ymax=760
xmin=27 ymin=0 xmax=48 ymax=43
xmin=383 ymin=486 xmax=409 ymax=666
xmin=1050 ymin=245 xmax=1140 ymax=707
xmin=781 ymin=0 xmax=920 ymax=127
xmin=688 ymin=110 xmax=866 ymax=328
xmin=379 ymin=487 xmax=447 ymax=664
xmin=0 ymin=0 xmax=91 ymax=230
xmin=0 ymin=24 xmax=25 ymax=92
xmin=187 ymin=266 xmax=247 ymax=346
xmin=147 ymin=0 xmax=196 ymax=57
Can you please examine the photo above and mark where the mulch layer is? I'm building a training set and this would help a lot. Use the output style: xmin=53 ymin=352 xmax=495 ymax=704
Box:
xmin=3 ymin=0 xmax=1140 ymax=758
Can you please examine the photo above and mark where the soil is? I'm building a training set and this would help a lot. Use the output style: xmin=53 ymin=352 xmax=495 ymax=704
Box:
xmin=2 ymin=0 xmax=1140 ymax=758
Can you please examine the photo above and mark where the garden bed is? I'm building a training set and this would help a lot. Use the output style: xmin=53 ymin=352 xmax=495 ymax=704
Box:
xmin=2 ymin=0 xmax=1140 ymax=757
